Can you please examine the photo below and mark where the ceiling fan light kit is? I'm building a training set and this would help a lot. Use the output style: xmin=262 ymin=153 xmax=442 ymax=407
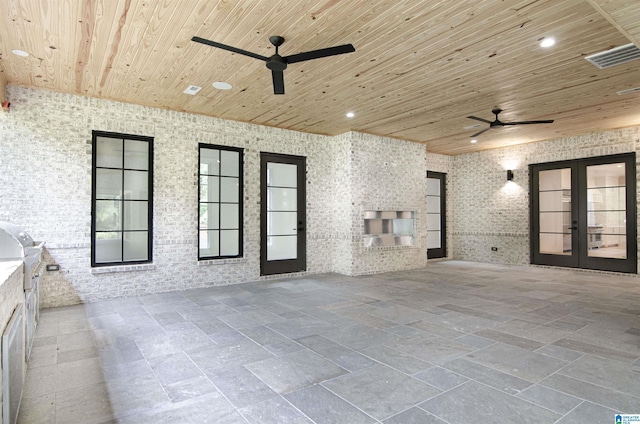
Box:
xmin=192 ymin=35 xmax=355 ymax=95
xmin=466 ymin=108 xmax=554 ymax=138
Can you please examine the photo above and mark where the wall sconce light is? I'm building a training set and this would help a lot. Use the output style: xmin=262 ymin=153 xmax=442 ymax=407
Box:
xmin=1 ymin=101 xmax=10 ymax=112
xmin=507 ymin=170 xmax=514 ymax=181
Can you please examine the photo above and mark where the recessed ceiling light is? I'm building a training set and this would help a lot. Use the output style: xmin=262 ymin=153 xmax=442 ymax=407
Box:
xmin=470 ymin=139 xmax=478 ymax=144
xmin=12 ymin=49 xmax=29 ymax=57
xmin=540 ymin=37 xmax=555 ymax=48
xmin=346 ymin=112 xmax=355 ymax=118
xmin=212 ymin=81 xmax=232 ymax=90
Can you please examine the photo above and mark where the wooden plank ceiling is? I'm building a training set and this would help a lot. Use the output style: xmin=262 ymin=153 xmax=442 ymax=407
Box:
xmin=1 ymin=0 xmax=639 ymax=155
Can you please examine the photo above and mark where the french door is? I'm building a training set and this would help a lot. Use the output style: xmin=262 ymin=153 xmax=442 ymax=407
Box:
xmin=530 ymin=153 xmax=636 ymax=273
xmin=427 ymin=171 xmax=447 ymax=259
xmin=260 ymin=153 xmax=306 ymax=275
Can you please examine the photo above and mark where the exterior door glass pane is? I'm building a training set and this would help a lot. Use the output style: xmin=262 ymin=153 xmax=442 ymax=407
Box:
xmin=586 ymin=163 xmax=626 ymax=259
xmin=427 ymin=177 xmax=442 ymax=250
xmin=267 ymin=163 xmax=298 ymax=261
xmin=538 ymin=169 xmax=572 ymax=255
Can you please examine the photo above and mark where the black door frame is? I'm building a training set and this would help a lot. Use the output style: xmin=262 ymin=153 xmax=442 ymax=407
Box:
xmin=427 ymin=171 xmax=447 ymax=259
xmin=260 ymin=152 xmax=307 ymax=275
xmin=530 ymin=152 xmax=637 ymax=273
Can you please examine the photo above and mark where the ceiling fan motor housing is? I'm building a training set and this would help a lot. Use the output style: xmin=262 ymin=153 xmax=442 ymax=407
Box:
xmin=266 ymin=56 xmax=288 ymax=71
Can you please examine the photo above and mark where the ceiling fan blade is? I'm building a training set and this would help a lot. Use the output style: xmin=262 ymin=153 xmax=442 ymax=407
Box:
xmin=191 ymin=36 xmax=268 ymax=61
xmin=284 ymin=44 xmax=355 ymax=64
xmin=471 ymin=127 xmax=491 ymax=137
xmin=467 ymin=116 xmax=493 ymax=124
xmin=272 ymin=70 xmax=285 ymax=95
xmin=507 ymin=120 xmax=555 ymax=125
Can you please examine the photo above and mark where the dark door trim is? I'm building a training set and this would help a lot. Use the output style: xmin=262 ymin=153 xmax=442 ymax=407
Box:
xmin=427 ymin=171 xmax=447 ymax=259
xmin=530 ymin=152 xmax=637 ymax=273
xmin=260 ymin=152 xmax=307 ymax=276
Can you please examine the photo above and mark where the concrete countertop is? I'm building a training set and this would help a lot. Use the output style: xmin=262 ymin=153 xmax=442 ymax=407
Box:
xmin=0 ymin=261 xmax=23 ymax=285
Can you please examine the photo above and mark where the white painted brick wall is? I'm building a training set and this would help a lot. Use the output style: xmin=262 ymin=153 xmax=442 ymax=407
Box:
xmin=1 ymin=86 xmax=429 ymax=306
xmin=451 ymin=128 xmax=640 ymax=268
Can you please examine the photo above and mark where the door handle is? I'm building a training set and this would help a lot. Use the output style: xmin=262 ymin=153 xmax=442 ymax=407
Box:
xmin=569 ymin=226 xmax=577 ymax=230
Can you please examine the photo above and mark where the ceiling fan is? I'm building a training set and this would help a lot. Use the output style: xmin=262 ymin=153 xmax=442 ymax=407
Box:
xmin=191 ymin=35 xmax=355 ymax=95
xmin=467 ymin=108 xmax=554 ymax=137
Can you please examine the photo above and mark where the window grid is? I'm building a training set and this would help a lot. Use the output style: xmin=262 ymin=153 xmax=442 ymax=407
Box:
xmin=91 ymin=131 xmax=153 ymax=267
xmin=198 ymin=144 xmax=243 ymax=260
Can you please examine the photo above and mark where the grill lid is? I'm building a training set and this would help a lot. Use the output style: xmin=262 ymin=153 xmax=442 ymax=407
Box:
xmin=0 ymin=221 xmax=37 ymax=259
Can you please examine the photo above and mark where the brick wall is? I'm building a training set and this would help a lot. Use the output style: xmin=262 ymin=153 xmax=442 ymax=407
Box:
xmin=0 ymin=86 xmax=429 ymax=306
xmin=450 ymin=128 xmax=640 ymax=267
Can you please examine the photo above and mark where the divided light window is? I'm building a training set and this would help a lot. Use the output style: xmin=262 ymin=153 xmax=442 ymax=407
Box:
xmin=199 ymin=144 xmax=243 ymax=259
xmin=91 ymin=131 xmax=153 ymax=267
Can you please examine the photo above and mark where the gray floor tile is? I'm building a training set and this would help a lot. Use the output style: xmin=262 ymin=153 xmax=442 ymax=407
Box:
xmin=163 ymin=375 xmax=218 ymax=403
xmin=382 ymin=407 xmax=448 ymax=424
xmin=559 ymin=354 xmax=640 ymax=396
xmin=555 ymin=401 xmax=619 ymax=424
xmin=414 ymin=366 xmax=468 ymax=391
xmin=466 ymin=343 xmax=568 ymax=382
xmin=295 ymin=334 xmax=376 ymax=371
xmin=266 ymin=316 xmax=338 ymax=339
xmin=360 ymin=345 xmax=433 ymax=374
xmin=210 ymin=366 xmax=277 ymax=408
xmin=148 ymin=352 xmax=203 ymax=386
xmin=419 ymin=381 xmax=561 ymax=423
xmin=113 ymin=391 xmax=241 ymax=424
xmin=188 ymin=339 xmax=274 ymax=374
xmin=284 ymin=384 xmax=375 ymax=424
xmin=323 ymin=363 xmax=441 ymax=420
xmin=534 ymin=344 xmax=585 ymax=362
xmin=387 ymin=332 xmax=472 ymax=365
xmin=320 ymin=323 xmax=399 ymax=351
xmin=474 ymin=329 xmax=545 ymax=350
xmin=516 ymin=384 xmax=582 ymax=415
xmin=245 ymin=349 xmax=347 ymax=394
xmin=540 ymin=373 xmax=640 ymax=412
xmin=442 ymin=358 xmax=533 ymax=395
xmin=238 ymin=396 xmax=310 ymax=424
xmin=18 ymin=262 xmax=640 ymax=423
xmin=552 ymin=338 xmax=639 ymax=363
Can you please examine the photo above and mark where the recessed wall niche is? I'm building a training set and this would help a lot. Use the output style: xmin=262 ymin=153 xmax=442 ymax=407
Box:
xmin=363 ymin=210 xmax=415 ymax=247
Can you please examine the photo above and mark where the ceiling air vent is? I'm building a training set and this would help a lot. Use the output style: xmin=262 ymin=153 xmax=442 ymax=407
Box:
xmin=183 ymin=85 xmax=202 ymax=95
xmin=585 ymin=43 xmax=640 ymax=69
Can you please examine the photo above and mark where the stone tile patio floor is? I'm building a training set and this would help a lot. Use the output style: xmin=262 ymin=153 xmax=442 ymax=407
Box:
xmin=18 ymin=261 xmax=640 ymax=423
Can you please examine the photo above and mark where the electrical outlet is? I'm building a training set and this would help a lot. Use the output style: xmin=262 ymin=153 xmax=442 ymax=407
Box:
xmin=491 ymin=247 xmax=498 ymax=252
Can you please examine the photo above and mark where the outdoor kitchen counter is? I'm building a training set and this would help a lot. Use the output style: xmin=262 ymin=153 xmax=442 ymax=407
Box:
xmin=0 ymin=260 xmax=22 ymax=286
xmin=0 ymin=261 xmax=25 ymax=330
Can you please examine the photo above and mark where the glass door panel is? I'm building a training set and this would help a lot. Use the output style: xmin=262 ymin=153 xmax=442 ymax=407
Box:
xmin=427 ymin=172 xmax=447 ymax=259
xmin=586 ymin=163 xmax=627 ymax=259
xmin=261 ymin=153 xmax=306 ymax=275
xmin=531 ymin=153 xmax=636 ymax=273
xmin=538 ymin=168 xmax=572 ymax=255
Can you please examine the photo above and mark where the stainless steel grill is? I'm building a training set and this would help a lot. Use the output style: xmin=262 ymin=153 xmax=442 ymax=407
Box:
xmin=0 ymin=222 xmax=45 ymax=359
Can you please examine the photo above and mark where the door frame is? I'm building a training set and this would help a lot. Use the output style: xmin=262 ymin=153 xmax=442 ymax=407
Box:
xmin=260 ymin=152 xmax=307 ymax=276
xmin=530 ymin=152 xmax=637 ymax=273
xmin=427 ymin=171 xmax=447 ymax=259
